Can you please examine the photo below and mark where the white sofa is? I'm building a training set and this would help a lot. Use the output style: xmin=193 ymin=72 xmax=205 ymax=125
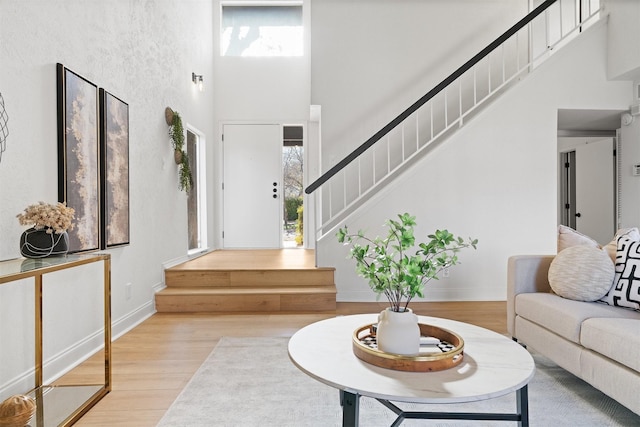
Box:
xmin=507 ymin=254 xmax=640 ymax=416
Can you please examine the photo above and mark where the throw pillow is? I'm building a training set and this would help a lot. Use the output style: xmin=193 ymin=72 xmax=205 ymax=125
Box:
xmin=557 ymin=225 xmax=599 ymax=253
xmin=603 ymin=227 xmax=640 ymax=263
xmin=548 ymin=245 xmax=615 ymax=302
xmin=600 ymin=237 xmax=640 ymax=311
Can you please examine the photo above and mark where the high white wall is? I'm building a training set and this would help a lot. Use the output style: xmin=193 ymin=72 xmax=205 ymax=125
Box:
xmin=0 ymin=0 xmax=215 ymax=397
xmin=606 ymin=0 xmax=640 ymax=81
xmin=310 ymin=0 xmax=530 ymax=169
xmin=315 ymin=20 xmax=633 ymax=301
xmin=210 ymin=0 xmax=312 ymax=248
xmin=618 ymin=117 xmax=640 ymax=229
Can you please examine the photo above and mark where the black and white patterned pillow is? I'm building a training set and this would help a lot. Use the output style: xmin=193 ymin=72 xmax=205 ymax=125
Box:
xmin=600 ymin=236 xmax=640 ymax=311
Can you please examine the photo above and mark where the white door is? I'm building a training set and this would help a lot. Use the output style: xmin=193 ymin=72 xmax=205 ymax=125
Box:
xmin=575 ymin=138 xmax=615 ymax=244
xmin=223 ymin=124 xmax=282 ymax=248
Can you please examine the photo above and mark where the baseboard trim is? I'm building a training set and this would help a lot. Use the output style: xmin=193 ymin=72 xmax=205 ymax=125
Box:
xmin=0 ymin=300 xmax=156 ymax=398
xmin=112 ymin=300 xmax=156 ymax=340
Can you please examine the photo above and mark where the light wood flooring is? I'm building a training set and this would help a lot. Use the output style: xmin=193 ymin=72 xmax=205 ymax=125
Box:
xmin=72 ymin=301 xmax=506 ymax=426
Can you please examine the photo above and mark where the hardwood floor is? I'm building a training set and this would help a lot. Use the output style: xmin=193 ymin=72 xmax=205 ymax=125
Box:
xmin=71 ymin=301 xmax=506 ymax=426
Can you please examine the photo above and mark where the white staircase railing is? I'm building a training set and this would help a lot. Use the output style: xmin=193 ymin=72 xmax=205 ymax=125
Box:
xmin=306 ymin=0 xmax=602 ymax=238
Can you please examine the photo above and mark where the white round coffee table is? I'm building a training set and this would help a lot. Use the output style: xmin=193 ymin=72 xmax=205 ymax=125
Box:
xmin=288 ymin=314 xmax=535 ymax=426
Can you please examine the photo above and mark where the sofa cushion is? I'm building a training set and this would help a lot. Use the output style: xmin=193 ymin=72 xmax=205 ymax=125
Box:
xmin=557 ymin=225 xmax=599 ymax=252
xmin=548 ymin=245 xmax=614 ymax=301
xmin=515 ymin=293 xmax=638 ymax=344
xmin=581 ymin=317 xmax=640 ymax=372
xmin=600 ymin=237 xmax=640 ymax=311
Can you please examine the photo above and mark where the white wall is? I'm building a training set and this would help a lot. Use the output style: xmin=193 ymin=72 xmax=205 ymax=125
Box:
xmin=0 ymin=0 xmax=215 ymax=397
xmin=606 ymin=0 xmax=640 ymax=81
xmin=316 ymin=20 xmax=633 ymax=301
xmin=310 ymin=0 xmax=530 ymax=169
xmin=618 ymin=117 xmax=640 ymax=229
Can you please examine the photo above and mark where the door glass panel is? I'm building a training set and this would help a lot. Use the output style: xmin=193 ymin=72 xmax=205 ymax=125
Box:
xmin=187 ymin=129 xmax=206 ymax=252
xmin=283 ymin=125 xmax=303 ymax=248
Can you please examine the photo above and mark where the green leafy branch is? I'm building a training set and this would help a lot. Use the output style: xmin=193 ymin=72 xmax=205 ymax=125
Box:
xmin=337 ymin=213 xmax=478 ymax=312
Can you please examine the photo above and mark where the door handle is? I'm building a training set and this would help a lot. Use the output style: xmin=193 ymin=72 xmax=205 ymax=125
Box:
xmin=575 ymin=213 xmax=582 ymax=218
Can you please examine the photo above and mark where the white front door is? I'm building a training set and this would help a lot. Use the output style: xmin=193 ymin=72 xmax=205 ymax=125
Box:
xmin=223 ymin=124 xmax=282 ymax=248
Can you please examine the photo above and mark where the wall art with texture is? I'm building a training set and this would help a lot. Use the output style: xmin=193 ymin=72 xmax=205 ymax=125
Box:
xmin=57 ymin=63 xmax=100 ymax=253
xmin=100 ymin=89 xmax=130 ymax=248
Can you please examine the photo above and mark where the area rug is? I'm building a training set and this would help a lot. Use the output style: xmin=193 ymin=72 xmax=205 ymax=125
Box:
xmin=157 ymin=337 xmax=640 ymax=426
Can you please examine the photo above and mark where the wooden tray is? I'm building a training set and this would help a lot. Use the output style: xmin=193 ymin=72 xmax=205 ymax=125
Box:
xmin=352 ymin=323 xmax=464 ymax=372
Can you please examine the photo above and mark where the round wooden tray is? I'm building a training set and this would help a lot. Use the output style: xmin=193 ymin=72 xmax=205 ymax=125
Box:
xmin=352 ymin=322 xmax=464 ymax=372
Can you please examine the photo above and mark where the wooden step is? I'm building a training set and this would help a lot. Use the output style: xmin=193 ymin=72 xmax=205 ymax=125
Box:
xmin=155 ymin=285 xmax=337 ymax=313
xmin=165 ymin=268 xmax=335 ymax=288
xmin=156 ymin=249 xmax=337 ymax=314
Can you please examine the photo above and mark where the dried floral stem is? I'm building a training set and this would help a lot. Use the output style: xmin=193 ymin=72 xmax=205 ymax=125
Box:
xmin=17 ymin=201 xmax=75 ymax=234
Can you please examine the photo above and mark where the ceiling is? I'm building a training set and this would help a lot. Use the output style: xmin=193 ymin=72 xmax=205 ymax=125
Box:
xmin=557 ymin=109 xmax=626 ymax=134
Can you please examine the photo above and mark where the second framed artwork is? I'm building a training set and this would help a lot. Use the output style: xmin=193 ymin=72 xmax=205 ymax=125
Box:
xmin=100 ymin=89 xmax=130 ymax=249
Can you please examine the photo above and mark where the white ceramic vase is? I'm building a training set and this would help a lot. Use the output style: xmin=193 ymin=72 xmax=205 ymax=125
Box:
xmin=376 ymin=307 xmax=420 ymax=355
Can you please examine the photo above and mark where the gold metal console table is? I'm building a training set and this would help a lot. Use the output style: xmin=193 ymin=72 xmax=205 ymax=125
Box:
xmin=0 ymin=254 xmax=111 ymax=426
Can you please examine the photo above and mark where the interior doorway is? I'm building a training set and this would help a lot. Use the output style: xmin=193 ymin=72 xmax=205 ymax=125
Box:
xmin=557 ymin=108 xmax=624 ymax=245
xmin=559 ymin=137 xmax=615 ymax=244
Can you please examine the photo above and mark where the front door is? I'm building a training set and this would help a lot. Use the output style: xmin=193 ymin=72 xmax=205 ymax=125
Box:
xmin=223 ymin=124 xmax=282 ymax=248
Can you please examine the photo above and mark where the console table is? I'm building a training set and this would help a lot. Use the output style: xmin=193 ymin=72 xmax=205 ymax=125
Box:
xmin=0 ymin=254 xmax=111 ymax=426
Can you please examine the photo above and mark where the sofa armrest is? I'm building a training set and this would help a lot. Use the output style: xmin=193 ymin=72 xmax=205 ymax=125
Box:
xmin=507 ymin=255 xmax=555 ymax=338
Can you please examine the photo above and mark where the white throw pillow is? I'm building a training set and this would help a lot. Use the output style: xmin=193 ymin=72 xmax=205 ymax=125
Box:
xmin=548 ymin=245 xmax=615 ymax=302
xmin=557 ymin=225 xmax=599 ymax=253
xmin=600 ymin=236 xmax=640 ymax=311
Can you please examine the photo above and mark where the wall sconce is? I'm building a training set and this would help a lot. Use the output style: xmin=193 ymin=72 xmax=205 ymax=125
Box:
xmin=192 ymin=72 xmax=204 ymax=92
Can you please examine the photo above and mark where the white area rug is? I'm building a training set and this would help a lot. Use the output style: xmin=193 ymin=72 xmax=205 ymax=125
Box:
xmin=158 ymin=337 xmax=640 ymax=426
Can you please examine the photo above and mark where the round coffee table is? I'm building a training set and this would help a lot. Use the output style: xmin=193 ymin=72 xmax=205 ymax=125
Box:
xmin=288 ymin=314 xmax=535 ymax=427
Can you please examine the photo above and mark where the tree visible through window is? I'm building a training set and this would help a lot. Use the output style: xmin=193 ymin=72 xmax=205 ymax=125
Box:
xmin=283 ymin=126 xmax=303 ymax=247
xmin=221 ymin=5 xmax=303 ymax=57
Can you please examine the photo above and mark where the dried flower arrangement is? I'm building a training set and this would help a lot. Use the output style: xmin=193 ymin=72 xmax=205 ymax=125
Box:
xmin=16 ymin=202 xmax=75 ymax=234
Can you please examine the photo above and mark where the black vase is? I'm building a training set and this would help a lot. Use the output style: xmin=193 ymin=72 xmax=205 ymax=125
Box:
xmin=20 ymin=228 xmax=69 ymax=258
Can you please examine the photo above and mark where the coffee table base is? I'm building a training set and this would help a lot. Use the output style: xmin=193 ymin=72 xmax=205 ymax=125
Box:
xmin=340 ymin=385 xmax=529 ymax=427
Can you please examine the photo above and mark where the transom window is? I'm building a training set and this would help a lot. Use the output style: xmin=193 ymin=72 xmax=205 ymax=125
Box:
xmin=221 ymin=4 xmax=303 ymax=57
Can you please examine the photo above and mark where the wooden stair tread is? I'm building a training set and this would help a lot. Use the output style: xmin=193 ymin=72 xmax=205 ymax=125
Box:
xmin=166 ymin=267 xmax=335 ymax=272
xmin=157 ymin=286 xmax=336 ymax=295
xmin=165 ymin=268 xmax=335 ymax=288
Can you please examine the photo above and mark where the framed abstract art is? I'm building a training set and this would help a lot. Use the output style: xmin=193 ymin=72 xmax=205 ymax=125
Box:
xmin=99 ymin=89 xmax=130 ymax=248
xmin=56 ymin=63 xmax=100 ymax=253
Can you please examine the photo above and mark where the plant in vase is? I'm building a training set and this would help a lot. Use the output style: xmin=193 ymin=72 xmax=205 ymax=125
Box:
xmin=337 ymin=213 xmax=477 ymax=355
xmin=16 ymin=201 xmax=75 ymax=258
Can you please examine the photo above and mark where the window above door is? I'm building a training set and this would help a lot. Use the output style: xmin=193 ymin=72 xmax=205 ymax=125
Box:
xmin=221 ymin=3 xmax=303 ymax=57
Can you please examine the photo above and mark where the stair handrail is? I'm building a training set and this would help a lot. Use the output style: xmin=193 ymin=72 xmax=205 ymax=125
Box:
xmin=305 ymin=0 xmax=558 ymax=195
